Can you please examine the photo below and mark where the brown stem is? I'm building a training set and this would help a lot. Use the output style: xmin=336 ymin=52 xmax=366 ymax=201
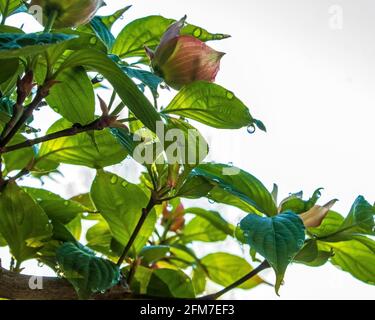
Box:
xmin=1 ymin=116 xmax=113 ymax=154
xmin=199 ymin=260 xmax=271 ymax=300
xmin=0 ymin=266 xmax=165 ymax=300
xmin=0 ymin=90 xmax=44 ymax=148
xmin=117 ymin=197 xmax=156 ymax=267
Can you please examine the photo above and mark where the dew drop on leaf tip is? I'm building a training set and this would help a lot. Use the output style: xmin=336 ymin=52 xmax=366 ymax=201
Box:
xmin=247 ymin=125 xmax=256 ymax=134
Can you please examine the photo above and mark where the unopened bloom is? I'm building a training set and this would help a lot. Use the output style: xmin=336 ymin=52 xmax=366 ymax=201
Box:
xmin=300 ymin=199 xmax=338 ymax=228
xmin=30 ymin=0 xmax=104 ymax=28
xmin=145 ymin=16 xmax=225 ymax=90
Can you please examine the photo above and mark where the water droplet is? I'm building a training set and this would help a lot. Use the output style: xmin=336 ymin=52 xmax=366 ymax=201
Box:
xmin=228 ymin=162 xmax=233 ymax=167
xmin=121 ymin=181 xmax=128 ymax=188
xmin=110 ymin=175 xmax=118 ymax=184
xmin=193 ymin=27 xmax=202 ymax=38
xmin=37 ymin=261 xmax=44 ymax=267
xmin=167 ymin=204 xmax=173 ymax=211
xmin=208 ymin=198 xmax=215 ymax=204
xmin=52 ymin=106 xmax=59 ymax=113
xmin=226 ymin=91 xmax=234 ymax=100
xmin=120 ymin=15 xmax=124 ymax=20
xmin=89 ymin=37 xmax=97 ymax=45
xmin=247 ymin=125 xmax=256 ymax=134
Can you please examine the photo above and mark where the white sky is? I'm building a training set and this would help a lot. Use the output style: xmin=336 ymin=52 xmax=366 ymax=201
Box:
xmin=1 ymin=0 xmax=375 ymax=299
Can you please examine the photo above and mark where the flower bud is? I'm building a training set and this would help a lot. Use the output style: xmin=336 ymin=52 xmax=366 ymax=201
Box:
xmin=145 ymin=16 xmax=225 ymax=90
xmin=30 ymin=0 xmax=104 ymax=28
xmin=300 ymin=199 xmax=338 ymax=228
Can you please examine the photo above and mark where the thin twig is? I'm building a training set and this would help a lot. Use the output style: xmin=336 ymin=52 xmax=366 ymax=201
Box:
xmin=117 ymin=197 xmax=156 ymax=267
xmin=199 ymin=260 xmax=271 ymax=300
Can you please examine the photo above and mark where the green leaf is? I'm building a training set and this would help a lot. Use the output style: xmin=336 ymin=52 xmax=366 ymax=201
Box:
xmin=37 ymin=118 xmax=128 ymax=169
xmin=182 ymin=216 xmax=227 ymax=243
xmin=176 ymin=175 xmax=213 ymax=199
xmin=59 ymin=49 xmax=161 ymax=133
xmin=240 ymin=211 xmax=305 ymax=294
xmin=0 ymin=58 xmax=18 ymax=84
xmin=184 ymin=207 xmax=235 ymax=236
xmin=23 ymin=187 xmax=85 ymax=224
xmin=164 ymin=116 xmax=209 ymax=174
xmin=101 ymin=5 xmax=132 ymax=29
xmin=201 ymin=253 xmax=263 ymax=289
xmin=2 ymin=131 xmax=35 ymax=173
xmin=122 ymin=66 xmax=163 ymax=98
xmin=192 ymin=267 xmax=206 ymax=295
xmin=319 ymin=236 xmax=375 ymax=285
xmin=190 ymin=163 xmax=278 ymax=216
xmin=162 ymin=81 xmax=256 ymax=129
xmin=146 ymin=269 xmax=195 ymax=298
xmin=279 ymin=188 xmax=323 ymax=214
xmin=139 ymin=245 xmax=170 ymax=265
xmin=294 ymin=239 xmax=332 ymax=267
xmin=0 ymin=0 xmax=23 ymax=16
xmin=86 ymin=219 xmax=121 ymax=260
xmin=56 ymin=242 xmax=121 ymax=299
xmin=89 ymin=17 xmax=115 ymax=49
xmin=339 ymin=196 xmax=375 ymax=236
xmin=46 ymin=67 xmax=95 ymax=125
xmin=309 ymin=210 xmax=344 ymax=238
xmin=0 ymin=33 xmax=77 ymax=59
xmin=0 ymin=182 xmax=52 ymax=262
xmin=310 ymin=197 xmax=375 ymax=242
xmin=51 ymin=221 xmax=77 ymax=243
xmin=0 ymin=232 xmax=7 ymax=247
xmin=112 ymin=15 xmax=230 ymax=58
xmin=90 ymin=171 xmax=157 ymax=256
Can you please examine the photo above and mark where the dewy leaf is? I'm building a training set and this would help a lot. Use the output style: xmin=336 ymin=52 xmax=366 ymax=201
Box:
xmin=338 ymin=196 xmax=375 ymax=236
xmin=46 ymin=67 xmax=95 ymax=125
xmin=56 ymin=242 xmax=121 ymax=299
xmin=23 ymin=187 xmax=86 ymax=224
xmin=310 ymin=197 xmax=375 ymax=242
xmin=58 ymin=49 xmax=162 ymax=133
xmin=201 ymin=253 xmax=263 ymax=289
xmin=162 ymin=81 xmax=256 ymax=129
xmin=146 ymin=269 xmax=195 ymax=298
xmin=0 ymin=182 xmax=52 ymax=262
xmin=100 ymin=5 xmax=132 ymax=29
xmin=112 ymin=15 xmax=229 ymax=58
xmin=0 ymin=33 xmax=78 ymax=59
xmin=37 ymin=118 xmax=128 ymax=169
xmin=190 ymin=163 xmax=278 ymax=216
xmin=319 ymin=236 xmax=375 ymax=285
xmin=279 ymin=188 xmax=323 ymax=214
xmin=240 ymin=212 xmax=306 ymax=294
xmin=90 ymin=171 xmax=157 ymax=256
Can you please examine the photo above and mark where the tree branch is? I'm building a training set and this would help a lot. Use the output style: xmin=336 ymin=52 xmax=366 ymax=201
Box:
xmin=117 ymin=196 xmax=157 ymax=267
xmin=1 ymin=115 xmax=115 ymax=154
xmin=0 ymin=265 xmax=168 ymax=300
xmin=199 ymin=260 xmax=271 ymax=300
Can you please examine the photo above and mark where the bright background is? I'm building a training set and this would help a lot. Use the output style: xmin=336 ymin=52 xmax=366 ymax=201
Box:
xmin=1 ymin=0 xmax=375 ymax=299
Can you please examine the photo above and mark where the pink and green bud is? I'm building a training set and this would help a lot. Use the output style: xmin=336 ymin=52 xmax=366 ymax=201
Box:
xmin=145 ymin=16 xmax=225 ymax=90
xmin=30 ymin=0 xmax=105 ymax=28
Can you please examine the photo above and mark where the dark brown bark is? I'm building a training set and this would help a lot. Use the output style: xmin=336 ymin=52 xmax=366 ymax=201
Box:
xmin=0 ymin=266 xmax=144 ymax=300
